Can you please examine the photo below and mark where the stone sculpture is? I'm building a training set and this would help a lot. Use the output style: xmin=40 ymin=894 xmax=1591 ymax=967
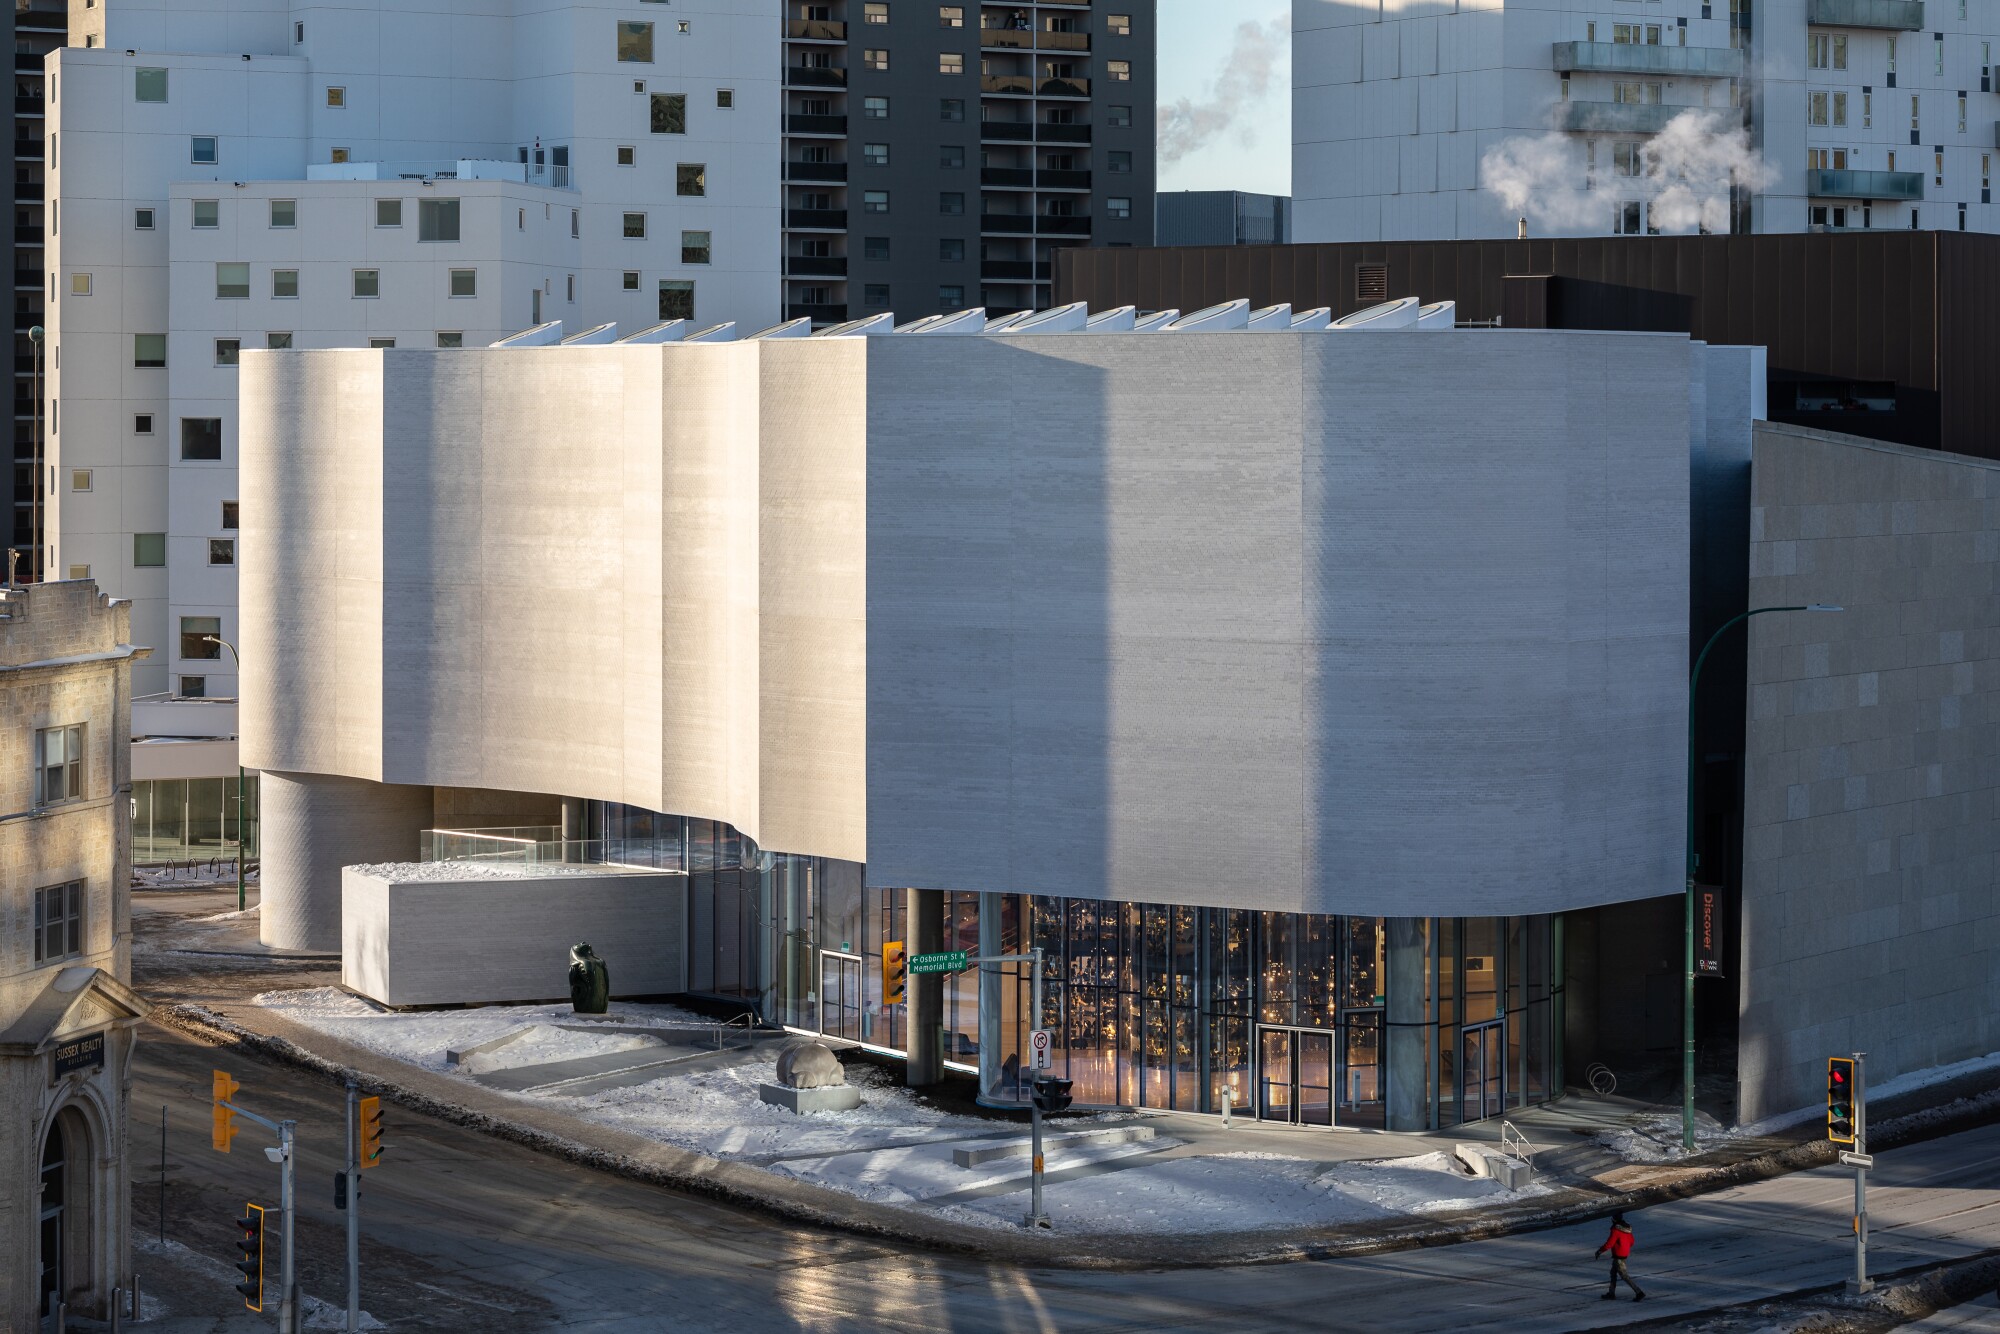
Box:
xmin=568 ymin=942 xmax=610 ymax=1014
xmin=775 ymin=1041 xmax=846 ymax=1089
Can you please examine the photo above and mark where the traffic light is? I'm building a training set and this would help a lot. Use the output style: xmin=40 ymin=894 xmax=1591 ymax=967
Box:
xmin=1030 ymin=1075 xmax=1073 ymax=1115
xmin=1827 ymin=1056 xmax=1857 ymax=1144
xmin=233 ymin=1203 xmax=265 ymax=1311
xmin=882 ymin=940 xmax=907 ymax=1007
xmin=358 ymin=1094 xmax=384 ymax=1168
xmin=211 ymin=1069 xmax=240 ymax=1153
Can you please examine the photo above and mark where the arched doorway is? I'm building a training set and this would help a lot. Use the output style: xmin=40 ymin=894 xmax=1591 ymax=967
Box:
xmin=38 ymin=1107 xmax=91 ymax=1317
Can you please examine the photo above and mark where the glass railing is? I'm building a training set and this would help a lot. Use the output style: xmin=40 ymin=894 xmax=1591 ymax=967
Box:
xmin=1806 ymin=0 xmax=1924 ymax=29
xmin=420 ymin=826 xmax=692 ymax=874
xmin=1808 ymin=168 xmax=1924 ymax=200
xmin=1552 ymin=41 xmax=1746 ymax=77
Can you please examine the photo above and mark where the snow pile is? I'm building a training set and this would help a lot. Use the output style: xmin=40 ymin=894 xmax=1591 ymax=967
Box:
xmin=456 ymin=1023 xmax=659 ymax=1074
xmin=346 ymin=860 xmax=632 ymax=882
xmin=1595 ymin=1113 xmax=1735 ymax=1163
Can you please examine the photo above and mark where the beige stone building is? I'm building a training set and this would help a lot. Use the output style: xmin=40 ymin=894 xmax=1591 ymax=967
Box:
xmin=0 ymin=578 xmax=148 ymax=1326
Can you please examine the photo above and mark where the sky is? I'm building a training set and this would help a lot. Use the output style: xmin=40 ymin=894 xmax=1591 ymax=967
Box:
xmin=1155 ymin=0 xmax=1292 ymax=198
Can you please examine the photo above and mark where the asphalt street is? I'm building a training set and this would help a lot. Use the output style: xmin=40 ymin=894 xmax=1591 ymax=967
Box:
xmin=130 ymin=1019 xmax=2000 ymax=1333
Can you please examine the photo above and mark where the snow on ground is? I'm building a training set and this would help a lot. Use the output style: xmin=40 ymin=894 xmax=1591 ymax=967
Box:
xmin=933 ymin=1150 xmax=1551 ymax=1235
xmin=135 ymin=1234 xmax=387 ymax=1330
xmin=346 ymin=860 xmax=636 ymax=882
xmin=256 ymin=987 xmax=1553 ymax=1232
xmin=456 ymin=1023 xmax=660 ymax=1074
xmin=134 ymin=862 xmax=258 ymax=889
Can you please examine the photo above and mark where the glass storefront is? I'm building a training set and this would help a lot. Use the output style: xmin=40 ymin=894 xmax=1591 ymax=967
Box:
xmin=602 ymin=801 xmax=1564 ymax=1131
xmin=132 ymin=775 xmax=259 ymax=865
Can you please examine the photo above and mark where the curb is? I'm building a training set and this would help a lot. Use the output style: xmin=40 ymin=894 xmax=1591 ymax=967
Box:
xmin=151 ymin=1001 xmax=2000 ymax=1272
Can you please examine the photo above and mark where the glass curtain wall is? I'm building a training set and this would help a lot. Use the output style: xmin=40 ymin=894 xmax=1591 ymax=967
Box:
xmin=131 ymin=775 xmax=259 ymax=865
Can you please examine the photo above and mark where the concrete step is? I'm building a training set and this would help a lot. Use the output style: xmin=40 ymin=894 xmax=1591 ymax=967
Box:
xmin=951 ymin=1123 xmax=1157 ymax=1168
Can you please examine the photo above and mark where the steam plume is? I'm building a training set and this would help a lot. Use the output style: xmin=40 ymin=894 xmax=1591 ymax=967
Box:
xmin=1157 ymin=16 xmax=1290 ymax=165
xmin=1481 ymin=110 xmax=1777 ymax=235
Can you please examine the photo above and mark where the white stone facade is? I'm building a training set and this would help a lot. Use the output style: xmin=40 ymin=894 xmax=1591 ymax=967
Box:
xmin=1295 ymin=0 xmax=1991 ymax=240
xmin=46 ymin=1 xmax=781 ymax=700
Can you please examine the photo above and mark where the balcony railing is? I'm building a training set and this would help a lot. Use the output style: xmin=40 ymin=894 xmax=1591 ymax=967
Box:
xmin=786 ymin=255 xmax=848 ymax=277
xmin=1552 ymin=41 xmax=1745 ymax=77
xmin=980 ymin=120 xmax=1035 ymax=141
xmin=980 ymin=260 xmax=1053 ymax=281
xmin=1038 ymin=32 xmax=1090 ymax=52
xmin=1038 ymin=168 xmax=1092 ymax=190
xmin=13 ymin=55 xmax=42 ymax=73
xmin=982 ymin=167 xmax=1035 ymax=188
xmin=1806 ymin=0 xmax=1925 ymax=27
xmin=1039 ymin=122 xmax=1093 ymax=143
xmin=786 ymin=113 xmax=848 ymax=136
xmin=785 ymin=66 xmax=847 ymax=88
xmin=1038 ymin=215 xmax=1091 ymax=235
xmin=16 ymin=97 xmax=42 ymax=115
xmin=981 ymin=75 xmax=1090 ymax=97
xmin=980 ymin=213 xmax=1036 ymax=233
xmin=14 ymin=226 xmax=39 ymax=243
xmin=1037 ymin=76 xmax=1090 ymax=98
xmin=786 ymin=160 xmax=848 ymax=182
xmin=1808 ymin=168 xmax=1924 ymax=199
xmin=15 ymin=141 xmax=43 ymax=160
xmin=14 ymin=183 xmax=43 ymax=202
xmin=1560 ymin=100 xmax=1685 ymax=134
xmin=980 ymin=28 xmax=1090 ymax=52
xmin=789 ymin=302 xmax=848 ymax=323
xmin=785 ymin=19 xmax=847 ymax=40
xmin=786 ymin=207 xmax=849 ymax=229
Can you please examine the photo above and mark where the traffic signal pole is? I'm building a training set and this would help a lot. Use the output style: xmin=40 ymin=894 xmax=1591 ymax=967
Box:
xmin=345 ymin=1081 xmax=361 ymax=1332
xmin=277 ymin=1119 xmax=299 ymax=1334
xmin=1850 ymin=1053 xmax=1871 ymax=1295
xmin=1028 ymin=946 xmax=1048 ymax=1229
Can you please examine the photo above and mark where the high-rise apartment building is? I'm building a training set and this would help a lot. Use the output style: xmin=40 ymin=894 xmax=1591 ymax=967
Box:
xmin=1295 ymin=0 xmax=1989 ymax=240
xmin=13 ymin=1 xmax=62 ymax=580
xmin=782 ymin=0 xmax=1156 ymax=324
xmin=47 ymin=0 xmax=781 ymax=700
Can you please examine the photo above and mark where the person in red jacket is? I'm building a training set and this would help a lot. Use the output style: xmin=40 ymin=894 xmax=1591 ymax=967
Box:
xmin=1595 ymin=1212 xmax=1646 ymax=1301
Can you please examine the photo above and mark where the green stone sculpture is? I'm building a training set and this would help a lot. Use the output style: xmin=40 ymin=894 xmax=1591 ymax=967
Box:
xmin=568 ymin=942 xmax=610 ymax=1014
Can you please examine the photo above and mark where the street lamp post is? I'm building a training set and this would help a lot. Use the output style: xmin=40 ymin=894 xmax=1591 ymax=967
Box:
xmin=203 ymin=635 xmax=250 ymax=912
xmin=1683 ymin=603 xmax=1842 ymax=1152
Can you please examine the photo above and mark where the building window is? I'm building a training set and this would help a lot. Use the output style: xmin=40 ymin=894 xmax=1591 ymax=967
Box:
xmin=623 ymin=270 xmax=641 ymax=290
xmin=1834 ymin=92 xmax=1848 ymax=127
xmin=32 ymin=882 xmax=84 ymax=963
xmin=651 ymin=92 xmax=687 ymax=133
xmin=135 ymin=67 xmax=168 ymax=102
xmin=266 ymin=332 xmax=292 ymax=350
xmin=221 ymin=502 xmax=239 ymax=529
xmin=1960 ymin=93 xmax=1968 ymax=133
xmin=571 ymin=209 xmax=580 ymax=238
xmin=273 ymin=269 xmax=299 ymax=298
xmin=941 ymin=144 xmax=964 ymax=168
xmin=617 ymin=144 xmax=636 ymax=166
xmin=940 ymin=237 xmax=964 ymax=261
xmin=681 ymin=229 xmax=711 ymax=264
xmin=191 ymin=135 xmax=218 ymax=164
xmin=939 ymin=284 xmax=965 ymax=309
xmin=864 ymin=283 xmax=890 ymax=306
xmin=216 ymin=263 xmax=250 ymax=298
xmin=182 ymin=418 xmax=223 ymax=460
xmin=33 ymin=725 xmax=84 ymax=806
xmin=864 ymin=96 xmax=890 ymax=119
xmin=208 ymin=538 xmax=235 ymax=565
xmin=865 ymin=49 xmax=890 ymax=71
xmin=1109 ymin=13 xmax=1132 ymax=35
xmin=623 ymin=211 xmax=648 ymax=238
xmin=1614 ymin=200 xmax=1644 ymax=235
xmin=864 ymin=142 xmax=890 ymax=166
xmin=265 ymin=198 xmax=298 ymax=229
xmin=1808 ymin=91 xmax=1828 ymax=126
xmin=939 ymin=191 xmax=964 ymax=215
xmin=65 ymin=564 xmax=90 ymax=581
xmin=326 ymin=85 xmax=346 ymax=108
xmin=376 ymin=198 xmax=402 ymax=227
xmin=941 ymin=97 xmax=965 ymax=122
xmin=215 ymin=338 xmax=240 ymax=366
xmin=192 ymin=200 xmax=219 ymax=228
xmin=866 ymin=3 xmax=889 ymax=23
xmin=676 ymin=163 xmax=706 ymax=196
xmin=1613 ymin=142 xmax=1643 ymax=176
xmin=134 ymin=334 xmax=166 ymax=368
xmin=449 ymin=268 xmax=477 ymax=297
xmin=1107 ymin=60 xmax=1131 ymax=82
xmin=939 ymin=52 xmax=964 ymax=75
xmin=134 ymin=532 xmax=165 ymax=566
xmin=940 ymin=5 xmax=963 ymax=26
xmin=864 ymin=236 xmax=891 ymax=260
xmin=1103 ymin=196 xmax=1131 ymax=220
xmin=353 ymin=269 xmax=380 ymax=297
xmin=331 ymin=147 xmax=350 ymax=163
xmin=859 ymin=190 xmax=887 ymax=214
xmin=370 ymin=337 xmax=397 ymax=349
xmin=658 ymin=279 xmax=695 ymax=321
xmin=1108 ymin=104 xmax=1132 ymax=127
xmin=717 ymin=89 xmax=734 ymax=108
xmin=1107 ymin=149 xmax=1134 ymax=174
xmin=181 ymin=615 xmax=222 ymax=660
xmin=180 ymin=676 xmax=207 ymax=698
xmin=70 ymin=469 xmax=91 ymax=491
xmin=437 ymin=331 xmax=464 ymax=348
xmin=135 ymin=207 xmax=155 ymax=230
xmin=618 ymin=20 xmax=655 ymax=62
xmin=134 ymin=414 xmax=154 ymax=435
xmin=418 ymin=198 xmax=460 ymax=241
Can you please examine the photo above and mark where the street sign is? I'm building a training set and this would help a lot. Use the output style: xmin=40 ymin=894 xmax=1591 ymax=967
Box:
xmin=1030 ymin=1028 xmax=1052 ymax=1070
xmin=907 ymin=950 xmax=968 ymax=975
xmin=1839 ymin=1151 xmax=1874 ymax=1169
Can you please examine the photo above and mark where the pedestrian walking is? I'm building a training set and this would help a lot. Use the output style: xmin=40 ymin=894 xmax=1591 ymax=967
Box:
xmin=1594 ymin=1211 xmax=1646 ymax=1301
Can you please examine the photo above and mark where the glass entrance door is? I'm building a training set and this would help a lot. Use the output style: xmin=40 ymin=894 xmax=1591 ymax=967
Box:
xmin=1257 ymin=1027 xmax=1335 ymax=1127
xmin=39 ymin=1125 xmax=63 ymax=1312
xmin=1461 ymin=1021 xmax=1504 ymax=1123
xmin=818 ymin=952 xmax=861 ymax=1042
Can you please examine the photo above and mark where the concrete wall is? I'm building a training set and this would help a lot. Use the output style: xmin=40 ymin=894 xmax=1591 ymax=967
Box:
xmin=1737 ymin=424 xmax=2000 ymax=1123
xmin=864 ymin=329 xmax=1694 ymax=918
xmin=341 ymin=866 xmax=686 ymax=1007
xmin=260 ymin=771 xmax=431 ymax=951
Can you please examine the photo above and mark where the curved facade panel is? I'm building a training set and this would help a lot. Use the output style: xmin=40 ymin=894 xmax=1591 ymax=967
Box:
xmin=863 ymin=331 xmax=1694 ymax=918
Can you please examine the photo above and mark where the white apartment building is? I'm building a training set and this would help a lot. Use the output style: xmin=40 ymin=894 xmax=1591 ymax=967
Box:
xmin=46 ymin=0 xmax=781 ymax=702
xmin=1295 ymin=0 xmax=1985 ymax=240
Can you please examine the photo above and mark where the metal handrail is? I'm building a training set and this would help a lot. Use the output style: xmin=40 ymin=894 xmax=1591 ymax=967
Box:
xmin=1500 ymin=1120 xmax=1538 ymax=1169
